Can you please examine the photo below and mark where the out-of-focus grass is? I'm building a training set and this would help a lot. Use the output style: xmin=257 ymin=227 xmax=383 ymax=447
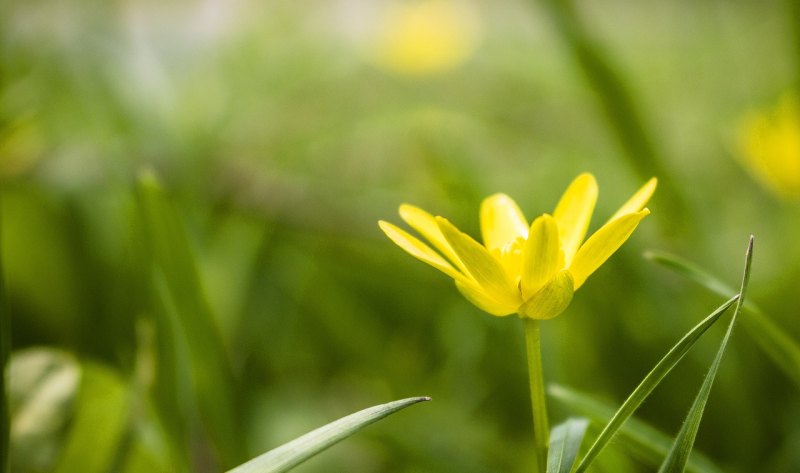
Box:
xmin=2 ymin=0 xmax=799 ymax=472
xmin=1 ymin=195 xmax=9 ymax=473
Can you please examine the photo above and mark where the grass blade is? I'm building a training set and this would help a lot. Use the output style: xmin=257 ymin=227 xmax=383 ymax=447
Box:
xmin=547 ymin=418 xmax=589 ymax=473
xmin=645 ymin=249 xmax=800 ymax=388
xmin=658 ymin=237 xmax=753 ymax=472
xmin=226 ymin=397 xmax=431 ymax=473
xmin=573 ymin=294 xmax=738 ymax=472
xmin=549 ymin=385 xmax=723 ymax=473
xmin=53 ymin=361 xmax=130 ymax=473
xmin=136 ymin=172 xmax=244 ymax=468
xmin=536 ymin=0 xmax=688 ymax=227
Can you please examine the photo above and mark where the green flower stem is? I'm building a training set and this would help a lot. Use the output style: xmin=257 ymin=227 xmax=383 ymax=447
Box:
xmin=524 ymin=318 xmax=549 ymax=473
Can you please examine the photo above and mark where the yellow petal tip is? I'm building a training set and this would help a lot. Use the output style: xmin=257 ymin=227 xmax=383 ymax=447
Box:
xmin=398 ymin=203 xmax=417 ymax=215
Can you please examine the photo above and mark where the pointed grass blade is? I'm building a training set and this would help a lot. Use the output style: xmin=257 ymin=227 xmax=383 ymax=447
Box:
xmin=549 ymin=385 xmax=722 ymax=473
xmin=658 ymin=237 xmax=753 ymax=473
xmin=136 ymin=172 xmax=244 ymax=468
xmin=572 ymin=294 xmax=738 ymax=472
xmin=226 ymin=397 xmax=431 ymax=473
xmin=547 ymin=418 xmax=589 ymax=473
xmin=645 ymin=249 xmax=800 ymax=389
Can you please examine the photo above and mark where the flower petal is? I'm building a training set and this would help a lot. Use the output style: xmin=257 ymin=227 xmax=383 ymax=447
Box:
xmin=607 ymin=177 xmax=657 ymax=222
xmin=518 ymin=270 xmax=574 ymax=320
xmin=520 ymin=214 xmax=564 ymax=299
xmin=553 ymin=173 xmax=598 ymax=266
xmin=569 ymin=209 xmax=650 ymax=289
xmin=399 ymin=204 xmax=467 ymax=273
xmin=378 ymin=220 xmax=472 ymax=285
xmin=437 ymin=217 xmax=520 ymax=307
xmin=455 ymin=281 xmax=517 ymax=316
xmin=480 ymin=193 xmax=529 ymax=251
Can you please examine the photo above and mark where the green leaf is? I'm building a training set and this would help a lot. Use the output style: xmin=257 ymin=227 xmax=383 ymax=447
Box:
xmin=549 ymin=385 xmax=722 ymax=473
xmin=658 ymin=237 xmax=753 ymax=472
xmin=645 ymin=249 xmax=800 ymax=389
xmin=546 ymin=418 xmax=588 ymax=473
xmin=226 ymin=397 xmax=431 ymax=473
xmin=136 ymin=172 xmax=244 ymax=468
xmin=53 ymin=360 xmax=130 ymax=473
xmin=572 ymin=294 xmax=738 ymax=472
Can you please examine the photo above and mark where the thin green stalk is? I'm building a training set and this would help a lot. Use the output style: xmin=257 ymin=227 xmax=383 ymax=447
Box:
xmin=524 ymin=318 xmax=549 ymax=473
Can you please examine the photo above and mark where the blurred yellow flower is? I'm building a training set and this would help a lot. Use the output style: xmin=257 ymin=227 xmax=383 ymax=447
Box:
xmin=738 ymin=94 xmax=800 ymax=200
xmin=379 ymin=174 xmax=656 ymax=319
xmin=370 ymin=0 xmax=481 ymax=77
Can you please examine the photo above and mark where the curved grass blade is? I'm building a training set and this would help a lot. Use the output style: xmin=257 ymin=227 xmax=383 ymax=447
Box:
xmin=658 ymin=237 xmax=753 ymax=472
xmin=549 ymin=385 xmax=722 ymax=473
xmin=572 ymin=294 xmax=738 ymax=472
xmin=645 ymin=249 xmax=800 ymax=388
xmin=226 ymin=397 xmax=430 ymax=473
xmin=547 ymin=418 xmax=589 ymax=473
xmin=136 ymin=172 xmax=244 ymax=468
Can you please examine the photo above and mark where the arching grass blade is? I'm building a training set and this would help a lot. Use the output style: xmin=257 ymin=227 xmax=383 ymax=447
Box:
xmin=658 ymin=237 xmax=753 ymax=472
xmin=645 ymin=249 xmax=800 ymax=389
xmin=572 ymin=294 xmax=738 ymax=472
xmin=226 ymin=397 xmax=430 ymax=473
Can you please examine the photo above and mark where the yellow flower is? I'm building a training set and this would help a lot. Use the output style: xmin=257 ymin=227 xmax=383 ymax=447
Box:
xmin=370 ymin=0 xmax=481 ymax=77
xmin=379 ymin=173 xmax=656 ymax=319
xmin=738 ymin=93 xmax=800 ymax=200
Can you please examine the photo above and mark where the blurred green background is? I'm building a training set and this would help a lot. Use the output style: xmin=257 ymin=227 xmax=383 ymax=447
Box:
xmin=2 ymin=0 xmax=799 ymax=472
